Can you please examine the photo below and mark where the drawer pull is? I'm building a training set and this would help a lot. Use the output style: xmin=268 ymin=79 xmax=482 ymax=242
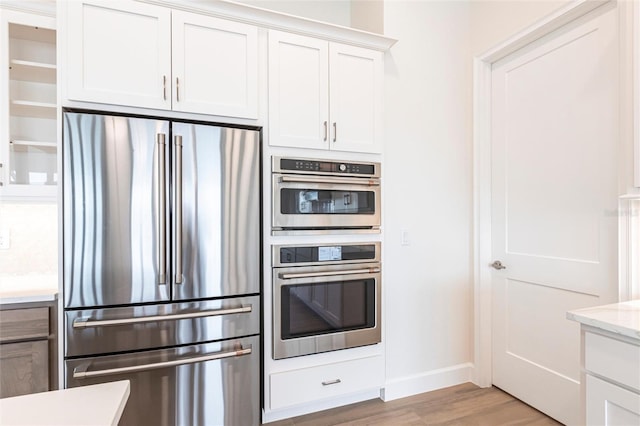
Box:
xmin=321 ymin=379 xmax=342 ymax=386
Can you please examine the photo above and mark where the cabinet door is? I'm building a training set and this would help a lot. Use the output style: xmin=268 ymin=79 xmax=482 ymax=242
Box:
xmin=0 ymin=340 xmax=49 ymax=398
xmin=268 ymin=31 xmax=329 ymax=149
xmin=329 ymin=43 xmax=383 ymax=153
xmin=172 ymin=11 xmax=258 ymax=119
xmin=586 ymin=375 xmax=640 ymax=425
xmin=66 ymin=1 xmax=171 ymax=110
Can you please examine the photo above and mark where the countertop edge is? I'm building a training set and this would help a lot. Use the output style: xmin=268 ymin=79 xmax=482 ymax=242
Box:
xmin=0 ymin=380 xmax=130 ymax=426
xmin=567 ymin=301 xmax=640 ymax=341
xmin=0 ymin=292 xmax=58 ymax=305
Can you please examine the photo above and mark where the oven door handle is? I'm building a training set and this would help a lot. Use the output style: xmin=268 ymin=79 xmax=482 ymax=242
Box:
xmin=72 ymin=346 xmax=252 ymax=379
xmin=278 ymin=175 xmax=380 ymax=186
xmin=72 ymin=305 xmax=252 ymax=328
xmin=279 ymin=267 xmax=380 ymax=280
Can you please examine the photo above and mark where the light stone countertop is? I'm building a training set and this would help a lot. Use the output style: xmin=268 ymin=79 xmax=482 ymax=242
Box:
xmin=567 ymin=299 xmax=640 ymax=341
xmin=0 ymin=274 xmax=58 ymax=304
xmin=0 ymin=380 xmax=130 ymax=426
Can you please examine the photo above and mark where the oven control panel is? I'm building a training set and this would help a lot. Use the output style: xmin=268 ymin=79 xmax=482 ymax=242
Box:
xmin=275 ymin=243 xmax=380 ymax=266
xmin=277 ymin=158 xmax=377 ymax=177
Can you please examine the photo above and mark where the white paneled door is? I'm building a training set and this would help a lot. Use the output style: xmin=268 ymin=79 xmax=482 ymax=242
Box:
xmin=490 ymin=5 xmax=619 ymax=425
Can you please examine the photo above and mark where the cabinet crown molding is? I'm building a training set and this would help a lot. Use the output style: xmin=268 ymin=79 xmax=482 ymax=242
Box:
xmin=140 ymin=0 xmax=397 ymax=51
xmin=0 ymin=0 xmax=56 ymax=17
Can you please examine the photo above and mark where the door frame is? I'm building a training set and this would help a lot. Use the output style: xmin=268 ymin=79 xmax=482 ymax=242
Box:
xmin=471 ymin=0 xmax=617 ymax=388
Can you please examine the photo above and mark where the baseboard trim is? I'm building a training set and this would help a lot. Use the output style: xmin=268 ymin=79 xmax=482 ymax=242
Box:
xmin=381 ymin=362 xmax=475 ymax=401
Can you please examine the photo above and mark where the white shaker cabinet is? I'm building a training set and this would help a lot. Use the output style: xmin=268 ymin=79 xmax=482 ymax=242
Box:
xmin=584 ymin=331 xmax=640 ymax=425
xmin=567 ymin=301 xmax=640 ymax=425
xmin=172 ymin=11 xmax=257 ymax=118
xmin=66 ymin=1 xmax=172 ymax=110
xmin=268 ymin=30 xmax=383 ymax=154
xmin=66 ymin=1 xmax=258 ymax=119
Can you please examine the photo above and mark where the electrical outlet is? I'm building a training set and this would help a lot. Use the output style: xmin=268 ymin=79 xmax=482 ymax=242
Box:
xmin=401 ymin=229 xmax=410 ymax=246
xmin=0 ymin=228 xmax=10 ymax=250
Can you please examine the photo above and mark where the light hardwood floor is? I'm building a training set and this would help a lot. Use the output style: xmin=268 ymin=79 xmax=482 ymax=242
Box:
xmin=265 ymin=383 xmax=562 ymax=425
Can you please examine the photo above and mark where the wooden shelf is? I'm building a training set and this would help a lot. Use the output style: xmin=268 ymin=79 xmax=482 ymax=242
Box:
xmin=10 ymin=59 xmax=56 ymax=84
xmin=10 ymin=140 xmax=57 ymax=150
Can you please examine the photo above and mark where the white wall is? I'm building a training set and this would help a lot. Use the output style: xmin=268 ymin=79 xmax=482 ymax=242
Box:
xmin=0 ymin=202 xmax=57 ymax=276
xmin=381 ymin=0 xmax=573 ymax=399
xmin=382 ymin=0 xmax=473 ymax=399
xmin=235 ymin=0 xmax=352 ymax=27
xmin=351 ymin=0 xmax=383 ymax=33
xmin=470 ymin=0 xmax=568 ymax=55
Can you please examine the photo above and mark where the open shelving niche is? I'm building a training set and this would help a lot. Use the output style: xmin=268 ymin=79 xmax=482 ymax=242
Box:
xmin=4 ymin=21 xmax=57 ymax=195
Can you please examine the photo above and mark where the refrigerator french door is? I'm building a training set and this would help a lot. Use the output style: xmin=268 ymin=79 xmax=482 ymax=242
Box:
xmin=62 ymin=111 xmax=261 ymax=426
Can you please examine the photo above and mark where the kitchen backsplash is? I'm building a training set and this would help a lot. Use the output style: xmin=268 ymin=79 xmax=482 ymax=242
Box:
xmin=0 ymin=202 xmax=57 ymax=276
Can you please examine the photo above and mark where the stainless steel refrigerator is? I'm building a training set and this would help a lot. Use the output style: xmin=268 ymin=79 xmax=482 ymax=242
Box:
xmin=62 ymin=111 xmax=261 ymax=426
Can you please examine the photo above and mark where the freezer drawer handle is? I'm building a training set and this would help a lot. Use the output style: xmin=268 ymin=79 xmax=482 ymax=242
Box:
xmin=72 ymin=305 xmax=252 ymax=328
xmin=279 ymin=268 xmax=380 ymax=280
xmin=73 ymin=345 xmax=252 ymax=379
xmin=278 ymin=175 xmax=380 ymax=186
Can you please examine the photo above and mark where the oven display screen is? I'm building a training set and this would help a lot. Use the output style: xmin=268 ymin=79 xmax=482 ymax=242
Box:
xmin=318 ymin=246 xmax=341 ymax=261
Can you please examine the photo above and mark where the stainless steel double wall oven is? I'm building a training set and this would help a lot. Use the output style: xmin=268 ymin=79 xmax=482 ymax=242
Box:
xmin=271 ymin=157 xmax=382 ymax=360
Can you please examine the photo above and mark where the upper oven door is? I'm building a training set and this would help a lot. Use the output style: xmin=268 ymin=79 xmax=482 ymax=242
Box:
xmin=272 ymin=174 xmax=381 ymax=230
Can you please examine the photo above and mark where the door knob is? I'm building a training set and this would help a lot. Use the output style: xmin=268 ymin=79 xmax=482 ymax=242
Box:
xmin=490 ymin=260 xmax=506 ymax=270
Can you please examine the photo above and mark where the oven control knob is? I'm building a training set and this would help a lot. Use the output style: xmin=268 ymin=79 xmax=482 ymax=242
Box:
xmin=339 ymin=164 xmax=347 ymax=172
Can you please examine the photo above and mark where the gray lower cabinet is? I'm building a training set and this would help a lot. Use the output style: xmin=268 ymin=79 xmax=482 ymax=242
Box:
xmin=0 ymin=305 xmax=55 ymax=397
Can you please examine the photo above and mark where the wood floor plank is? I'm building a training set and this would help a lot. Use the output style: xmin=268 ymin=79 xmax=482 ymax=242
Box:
xmin=264 ymin=383 xmax=562 ymax=426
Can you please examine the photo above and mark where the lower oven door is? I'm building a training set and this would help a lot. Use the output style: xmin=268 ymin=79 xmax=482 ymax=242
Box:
xmin=273 ymin=263 xmax=381 ymax=359
xmin=272 ymin=174 xmax=381 ymax=231
xmin=65 ymin=335 xmax=260 ymax=426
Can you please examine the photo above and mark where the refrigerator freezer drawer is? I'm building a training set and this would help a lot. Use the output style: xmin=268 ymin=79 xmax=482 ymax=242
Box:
xmin=65 ymin=295 xmax=260 ymax=357
xmin=65 ymin=335 xmax=260 ymax=426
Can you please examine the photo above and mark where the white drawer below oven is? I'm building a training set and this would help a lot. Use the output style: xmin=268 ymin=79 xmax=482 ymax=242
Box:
xmin=269 ymin=355 xmax=384 ymax=410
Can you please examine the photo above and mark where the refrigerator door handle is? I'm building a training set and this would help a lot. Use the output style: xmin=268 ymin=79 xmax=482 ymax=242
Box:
xmin=174 ymin=135 xmax=183 ymax=284
xmin=73 ymin=345 xmax=252 ymax=379
xmin=157 ymin=133 xmax=167 ymax=285
xmin=72 ymin=305 xmax=253 ymax=328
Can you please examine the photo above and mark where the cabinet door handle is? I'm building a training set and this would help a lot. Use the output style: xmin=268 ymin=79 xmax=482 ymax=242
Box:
xmin=322 ymin=379 xmax=341 ymax=386
xmin=333 ymin=122 xmax=337 ymax=142
xmin=163 ymin=75 xmax=167 ymax=101
xmin=176 ymin=77 xmax=180 ymax=102
xmin=323 ymin=121 xmax=328 ymax=141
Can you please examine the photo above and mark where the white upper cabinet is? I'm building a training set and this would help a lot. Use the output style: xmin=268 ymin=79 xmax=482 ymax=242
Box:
xmin=329 ymin=43 xmax=382 ymax=154
xmin=66 ymin=1 xmax=258 ymax=119
xmin=172 ymin=11 xmax=257 ymax=118
xmin=67 ymin=1 xmax=172 ymax=110
xmin=268 ymin=30 xmax=383 ymax=154
xmin=268 ymin=31 xmax=329 ymax=150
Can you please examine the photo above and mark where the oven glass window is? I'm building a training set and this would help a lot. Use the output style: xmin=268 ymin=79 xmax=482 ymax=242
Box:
xmin=280 ymin=279 xmax=375 ymax=339
xmin=280 ymin=189 xmax=375 ymax=215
